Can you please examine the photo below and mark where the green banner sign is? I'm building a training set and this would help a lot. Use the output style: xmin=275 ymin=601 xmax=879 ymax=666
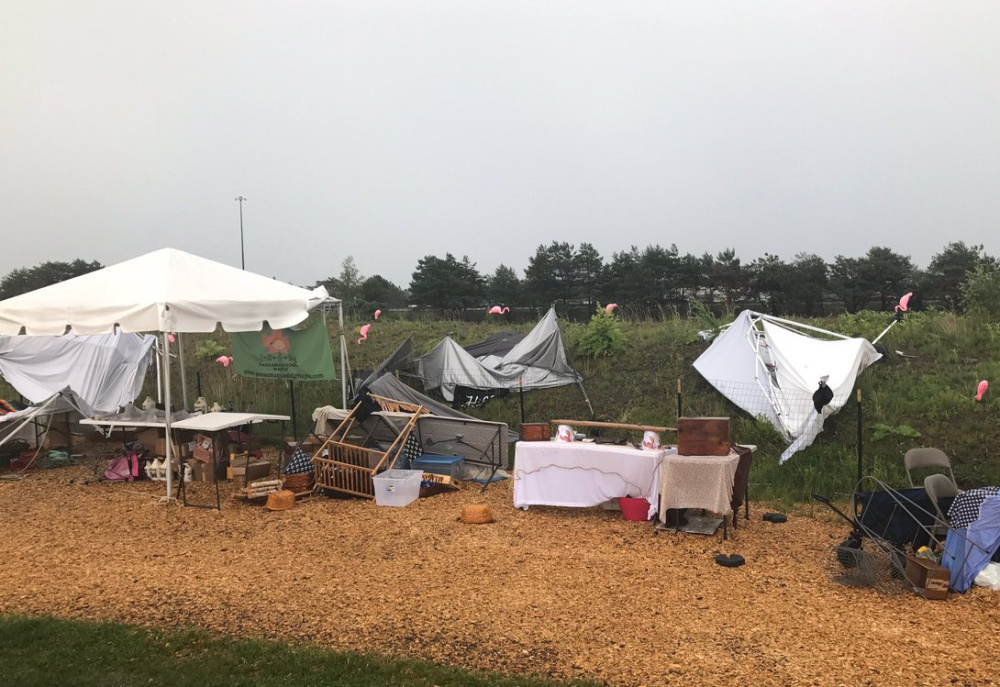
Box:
xmin=231 ymin=320 xmax=336 ymax=381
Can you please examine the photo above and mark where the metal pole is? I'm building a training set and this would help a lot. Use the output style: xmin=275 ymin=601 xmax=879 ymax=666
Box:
xmin=289 ymin=380 xmax=298 ymax=439
xmin=338 ymin=301 xmax=347 ymax=409
xmin=178 ymin=333 xmax=189 ymax=410
xmin=235 ymin=196 xmax=247 ymax=270
xmin=677 ymin=378 xmax=683 ymax=420
xmin=856 ymin=388 xmax=864 ymax=486
xmin=163 ymin=332 xmax=174 ymax=500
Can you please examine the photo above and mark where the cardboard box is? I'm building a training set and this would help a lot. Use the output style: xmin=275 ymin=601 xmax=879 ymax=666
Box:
xmin=677 ymin=417 xmax=731 ymax=456
xmin=905 ymin=556 xmax=949 ymax=600
xmin=519 ymin=423 xmax=550 ymax=441
xmin=230 ymin=461 xmax=271 ymax=487
xmin=136 ymin=428 xmax=160 ymax=451
xmin=190 ymin=461 xmax=215 ymax=483
xmin=154 ymin=436 xmax=181 ymax=458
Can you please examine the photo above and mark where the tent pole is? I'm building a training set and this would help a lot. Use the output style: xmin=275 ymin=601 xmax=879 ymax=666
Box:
xmin=677 ymin=378 xmax=683 ymax=420
xmin=871 ymin=319 xmax=897 ymax=345
xmin=178 ymin=333 xmax=189 ymax=410
xmin=163 ymin=332 xmax=174 ymax=501
xmin=155 ymin=338 xmax=163 ymax=404
xmin=339 ymin=302 xmax=347 ymax=409
xmin=856 ymin=388 xmax=864 ymax=486
xmin=578 ymin=381 xmax=595 ymax=419
xmin=519 ymin=376 xmax=525 ymax=424
xmin=289 ymin=379 xmax=298 ymax=439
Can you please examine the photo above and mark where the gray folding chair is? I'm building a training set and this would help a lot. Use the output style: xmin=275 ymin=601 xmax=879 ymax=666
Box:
xmin=904 ymin=447 xmax=956 ymax=488
xmin=924 ymin=473 xmax=961 ymax=546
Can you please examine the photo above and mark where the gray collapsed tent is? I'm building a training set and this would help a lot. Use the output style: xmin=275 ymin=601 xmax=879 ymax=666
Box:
xmin=416 ymin=307 xmax=594 ymax=414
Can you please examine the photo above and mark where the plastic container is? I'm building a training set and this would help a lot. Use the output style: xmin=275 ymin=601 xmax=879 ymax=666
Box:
xmin=411 ymin=454 xmax=465 ymax=479
xmin=618 ymin=497 xmax=651 ymax=521
xmin=371 ymin=469 xmax=422 ymax=507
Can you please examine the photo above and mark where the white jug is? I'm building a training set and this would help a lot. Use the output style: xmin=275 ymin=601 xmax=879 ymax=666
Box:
xmin=149 ymin=458 xmax=163 ymax=481
xmin=142 ymin=396 xmax=156 ymax=411
xmin=193 ymin=396 xmax=208 ymax=413
xmin=210 ymin=402 xmax=223 ymax=413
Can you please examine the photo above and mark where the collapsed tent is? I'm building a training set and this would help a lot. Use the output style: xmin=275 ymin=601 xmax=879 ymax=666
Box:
xmin=416 ymin=307 xmax=593 ymax=414
xmin=693 ymin=310 xmax=882 ymax=462
xmin=0 ymin=330 xmax=155 ymax=415
xmin=0 ymin=388 xmax=93 ymax=450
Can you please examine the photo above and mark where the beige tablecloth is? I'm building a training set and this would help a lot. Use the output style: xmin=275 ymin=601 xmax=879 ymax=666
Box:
xmin=659 ymin=450 xmax=740 ymax=521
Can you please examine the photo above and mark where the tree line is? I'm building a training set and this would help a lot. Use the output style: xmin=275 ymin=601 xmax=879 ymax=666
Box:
xmin=317 ymin=240 xmax=1000 ymax=318
xmin=3 ymin=241 xmax=999 ymax=319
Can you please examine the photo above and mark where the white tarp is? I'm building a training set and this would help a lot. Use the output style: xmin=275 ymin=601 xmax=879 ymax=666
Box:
xmin=0 ymin=331 xmax=155 ymax=414
xmin=693 ymin=310 xmax=881 ymax=462
xmin=0 ymin=248 xmax=330 ymax=335
xmin=417 ymin=306 xmax=582 ymax=401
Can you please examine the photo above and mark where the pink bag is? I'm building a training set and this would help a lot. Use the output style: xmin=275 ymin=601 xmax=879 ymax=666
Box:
xmin=104 ymin=452 xmax=139 ymax=481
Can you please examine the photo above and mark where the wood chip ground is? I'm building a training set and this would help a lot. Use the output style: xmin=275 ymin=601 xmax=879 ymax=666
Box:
xmin=1 ymin=459 xmax=997 ymax=687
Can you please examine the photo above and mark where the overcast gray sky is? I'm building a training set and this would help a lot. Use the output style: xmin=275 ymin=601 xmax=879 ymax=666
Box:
xmin=3 ymin=1 xmax=999 ymax=289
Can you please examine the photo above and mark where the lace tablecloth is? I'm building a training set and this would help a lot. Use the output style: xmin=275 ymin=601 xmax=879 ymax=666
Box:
xmin=659 ymin=450 xmax=741 ymax=521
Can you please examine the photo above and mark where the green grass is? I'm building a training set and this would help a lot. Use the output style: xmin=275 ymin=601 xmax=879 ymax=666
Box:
xmin=0 ymin=615 xmax=596 ymax=687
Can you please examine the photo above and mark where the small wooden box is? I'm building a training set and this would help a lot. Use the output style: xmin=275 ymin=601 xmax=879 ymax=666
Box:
xmin=520 ymin=423 xmax=551 ymax=442
xmin=905 ymin=556 xmax=949 ymax=600
xmin=677 ymin=417 xmax=730 ymax=456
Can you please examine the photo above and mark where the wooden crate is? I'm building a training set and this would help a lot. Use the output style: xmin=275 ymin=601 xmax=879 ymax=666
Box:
xmin=677 ymin=417 xmax=730 ymax=456
xmin=520 ymin=423 xmax=550 ymax=441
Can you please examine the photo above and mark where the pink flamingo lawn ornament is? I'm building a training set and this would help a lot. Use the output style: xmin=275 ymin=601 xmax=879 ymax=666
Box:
xmin=357 ymin=323 xmax=371 ymax=344
xmin=374 ymin=309 xmax=382 ymax=320
xmin=605 ymin=303 xmax=618 ymax=314
xmin=976 ymin=380 xmax=989 ymax=402
xmin=215 ymin=355 xmax=233 ymax=367
xmin=488 ymin=305 xmax=510 ymax=314
xmin=895 ymin=292 xmax=913 ymax=312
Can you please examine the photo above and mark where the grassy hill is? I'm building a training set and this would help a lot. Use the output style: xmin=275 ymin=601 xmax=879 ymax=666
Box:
xmin=6 ymin=308 xmax=999 ymax=503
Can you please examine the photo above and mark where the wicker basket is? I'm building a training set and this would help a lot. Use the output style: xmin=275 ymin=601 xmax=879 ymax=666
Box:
xmin=282 ymin=472 xmax=315 ymax=492
xmin=459 ymin=503 xmax=494 ymax=524
xmin=266 ymin=489 xmax=296 ymax=511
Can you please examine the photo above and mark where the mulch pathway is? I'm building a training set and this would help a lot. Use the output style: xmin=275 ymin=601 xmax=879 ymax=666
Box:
xmin=1 ymin=460 xmax=997 ymax=687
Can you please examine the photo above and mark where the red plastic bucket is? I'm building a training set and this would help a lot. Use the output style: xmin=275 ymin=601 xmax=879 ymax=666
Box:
xmin=618 ymin=497 xmax=650 ymax=521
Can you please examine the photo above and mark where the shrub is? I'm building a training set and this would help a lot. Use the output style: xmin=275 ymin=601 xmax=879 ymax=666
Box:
xmin=578 ymin=306 xmax=627 ymax=358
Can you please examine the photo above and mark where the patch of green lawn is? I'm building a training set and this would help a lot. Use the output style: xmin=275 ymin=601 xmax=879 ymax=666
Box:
xmin=0 ymin=615 xmax=598 ymax=687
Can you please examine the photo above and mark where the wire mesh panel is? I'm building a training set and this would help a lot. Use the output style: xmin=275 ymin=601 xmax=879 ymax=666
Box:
xmin=416 ymin=416 xmax=507 ymax=471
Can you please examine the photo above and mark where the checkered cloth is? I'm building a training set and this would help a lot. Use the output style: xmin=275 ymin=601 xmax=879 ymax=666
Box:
xmin=402 ymin=433 xmax=422 ymax=466
xmin=947 ymin=486 xmax=1000 ymax=530
xmin=284 ymin=447 xmax=314 ymax=475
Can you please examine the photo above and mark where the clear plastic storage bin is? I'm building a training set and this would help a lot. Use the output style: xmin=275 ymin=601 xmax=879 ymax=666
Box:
xmin=371 ymin=469 xmax=422 ymax=507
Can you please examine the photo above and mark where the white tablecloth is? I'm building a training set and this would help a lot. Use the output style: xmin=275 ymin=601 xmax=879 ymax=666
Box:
xmin=513 ymin=441 xmax=672 ymax=518
xmin=659 ymin=450 xmax=740 ymax=521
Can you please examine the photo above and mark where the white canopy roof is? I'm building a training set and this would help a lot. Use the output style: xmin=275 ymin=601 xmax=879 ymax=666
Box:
xmin=693 ymin=310 xmax=881 ymax=462
xmin=0 ymin=247 xmax=331 ymax=335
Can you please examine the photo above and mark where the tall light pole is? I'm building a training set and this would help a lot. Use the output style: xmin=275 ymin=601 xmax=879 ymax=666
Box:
xmin=235 ymin=196 xmax=247 ymax=270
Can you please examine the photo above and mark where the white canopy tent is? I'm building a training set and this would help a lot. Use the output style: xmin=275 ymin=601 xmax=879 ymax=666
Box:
xmin=0 ymin=247 xmax=337 ymax=498
xmin=693 ymin=310 xmax=882 ymax=462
